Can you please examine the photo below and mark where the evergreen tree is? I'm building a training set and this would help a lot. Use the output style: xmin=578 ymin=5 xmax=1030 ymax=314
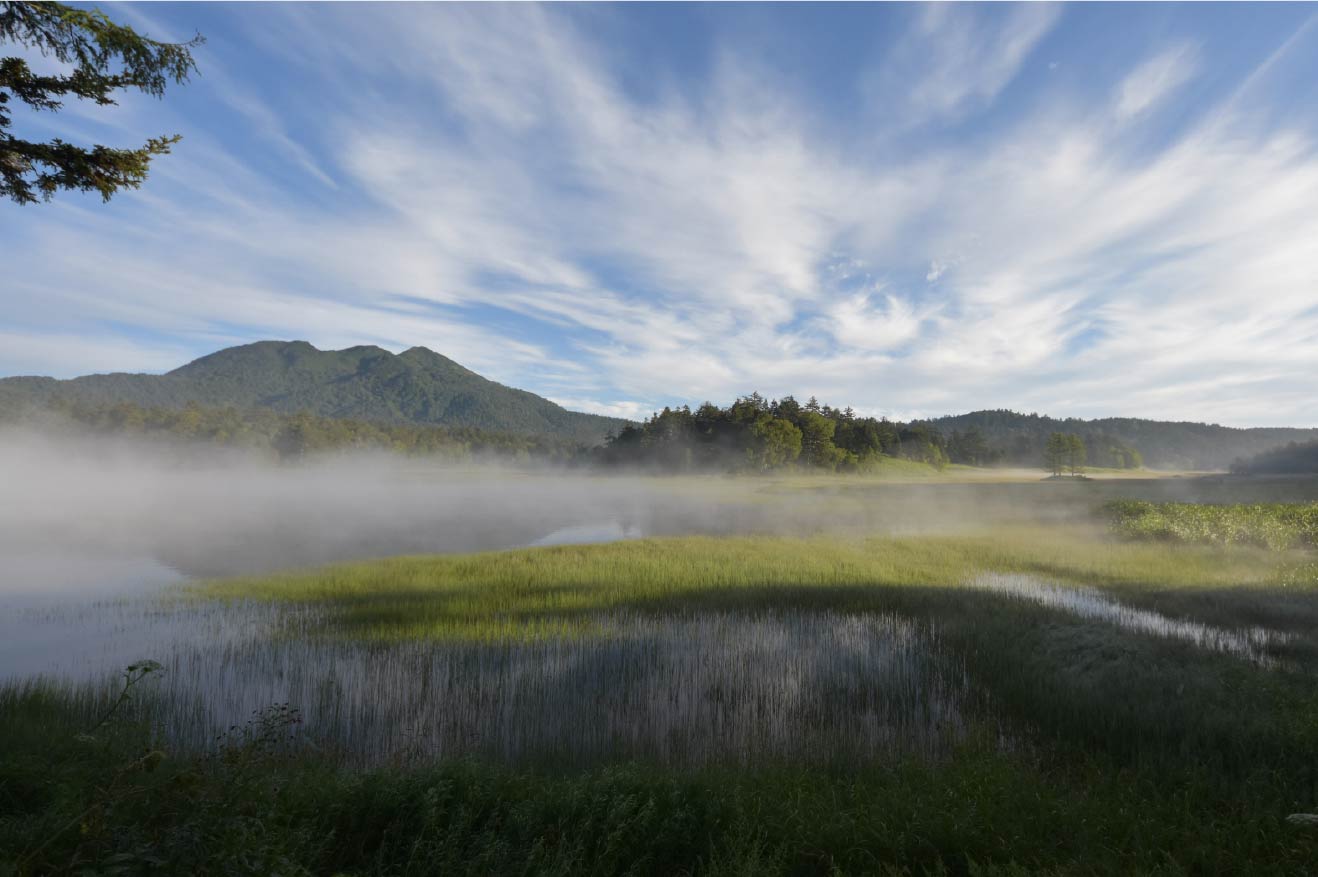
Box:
xmin=1043 ymin=432 xmax=1068 ymax=476
xmin=1 ymin=1 xmax=202 ymax=204
xmin=1065 ymin=434 xmax=1087 ymax=476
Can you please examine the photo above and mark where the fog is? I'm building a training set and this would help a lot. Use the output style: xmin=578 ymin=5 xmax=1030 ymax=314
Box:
xmin=5 ymin=429 xmax=1315 ymax=594
xmin=0 ymin=431 xmax=740 ymax=584
xmin=0 ymin=430 xmax=757 ymax=682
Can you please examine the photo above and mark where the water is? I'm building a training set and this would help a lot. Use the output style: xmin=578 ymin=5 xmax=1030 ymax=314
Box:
xmin=87 ymin=610 xmax=972 ymax=767
xmin=967 ymin=572 xmax=1291 ymax=665
xmin=0 ymin=514 xmax=642 ymax=687
xmin=0 ymin=553 xmax=188 ymax=680
xmin=531 ymin=521 xmax=643 ymax=547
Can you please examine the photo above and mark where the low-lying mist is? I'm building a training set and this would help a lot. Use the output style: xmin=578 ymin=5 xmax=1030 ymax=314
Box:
xmin=6 ymin=428 xmax=1316 ymax=590
xmin=0 ymin=430 xmax=736 ymax=583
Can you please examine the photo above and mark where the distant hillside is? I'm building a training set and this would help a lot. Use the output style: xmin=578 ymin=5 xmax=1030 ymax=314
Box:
xmin=931 ymin=410 xmax=1318 ymax=471
xmin=0 ymin=341 xmax=627 ymax=444
xmin=1233 ymin=440 xmax=1318 ymax=475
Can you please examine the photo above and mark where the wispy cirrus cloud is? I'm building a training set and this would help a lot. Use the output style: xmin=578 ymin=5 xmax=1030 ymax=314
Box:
xmin=864 ymin=2 xmax=1061 ymax=125
xmin=1115 ymin=43 xmax=1201 ymax=120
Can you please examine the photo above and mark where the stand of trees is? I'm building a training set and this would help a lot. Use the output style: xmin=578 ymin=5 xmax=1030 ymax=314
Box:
xmin=1231 ymin=440 xmax=1318 ymax=475
xmin=1043 ymin=432 xmax=1087 ymax=477
xmin=597 ymin=394 xmax=952 ymax=473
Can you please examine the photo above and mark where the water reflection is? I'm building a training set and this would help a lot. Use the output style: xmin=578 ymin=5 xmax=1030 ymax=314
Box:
xmin=530 ymin=521 xmax=644 ymax=547
xmin=0 ymin=553 xmax=186 ymax=680
xmin=967 ymin=573 xmax=1291 ymax=665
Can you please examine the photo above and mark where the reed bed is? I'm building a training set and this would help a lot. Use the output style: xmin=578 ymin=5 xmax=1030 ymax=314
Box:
xmin=20 ymin=610 xmax=972 ymax=767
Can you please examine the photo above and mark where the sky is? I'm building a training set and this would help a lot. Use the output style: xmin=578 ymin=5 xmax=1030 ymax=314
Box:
xmin=3 ymin=2 xmax=1318 ymax=427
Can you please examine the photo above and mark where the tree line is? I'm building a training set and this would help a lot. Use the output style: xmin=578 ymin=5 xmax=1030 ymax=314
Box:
xmin=1230 ymin=440 xmax=1318 ymax=475
xmin=1 ymin=397 xmax=1145 ymax=477
xmin=0 ymin=399 xmax=588 ymax=463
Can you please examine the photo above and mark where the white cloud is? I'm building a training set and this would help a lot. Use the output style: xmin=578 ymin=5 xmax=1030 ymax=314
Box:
xmin=549 ymin=398 xmax=652 ymax=421
xmin=828 ymin=293 xmax=925 ymax=352
xmin=1114 ymin=43 xmax=1201 ymax=120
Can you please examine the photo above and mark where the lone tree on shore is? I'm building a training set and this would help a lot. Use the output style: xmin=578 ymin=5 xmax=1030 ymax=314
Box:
xmin=0 ymin=1 xmax=202 ymax=204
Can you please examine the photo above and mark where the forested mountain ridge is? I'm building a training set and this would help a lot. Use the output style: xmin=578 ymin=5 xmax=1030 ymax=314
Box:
xmin=0 ymin=341 xmax=626 ymax=444
xmin=931 ymin=409 xmax=1318 ymax=471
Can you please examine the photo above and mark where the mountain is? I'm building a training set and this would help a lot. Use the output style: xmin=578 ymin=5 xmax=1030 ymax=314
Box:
xmin=931 ymin=409 xmax=1318 ymax=471
xmin=0 ymin=341 xmax=627 ymax=444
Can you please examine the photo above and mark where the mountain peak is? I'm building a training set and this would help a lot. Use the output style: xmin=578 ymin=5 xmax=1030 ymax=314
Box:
xmin=397 ymin=345 xmax=479 ymax=376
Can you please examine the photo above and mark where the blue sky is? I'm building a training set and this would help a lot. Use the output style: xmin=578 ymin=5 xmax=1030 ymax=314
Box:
xmin=3 ymin=3 xmax=1318 ymax=426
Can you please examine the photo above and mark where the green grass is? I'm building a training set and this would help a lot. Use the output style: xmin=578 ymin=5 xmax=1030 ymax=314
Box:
xmin=8 ymin=525 xmax=1318 ymax=874
xmin=4 ymin=689 xmax=1317 ymax=876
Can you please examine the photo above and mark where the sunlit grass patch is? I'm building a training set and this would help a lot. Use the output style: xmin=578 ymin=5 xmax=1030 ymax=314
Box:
xmin=1105 ymin=499 xmax=1318 ymax=550
xmin=194 ymin=527 xmax=1291 ymax=644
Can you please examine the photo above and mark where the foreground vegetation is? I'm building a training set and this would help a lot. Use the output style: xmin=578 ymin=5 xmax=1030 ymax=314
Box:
xmin=5 ymin=696 xmax=1316 ymax=876
xmin=5 ymin=524 xmax=1318 ymax=874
